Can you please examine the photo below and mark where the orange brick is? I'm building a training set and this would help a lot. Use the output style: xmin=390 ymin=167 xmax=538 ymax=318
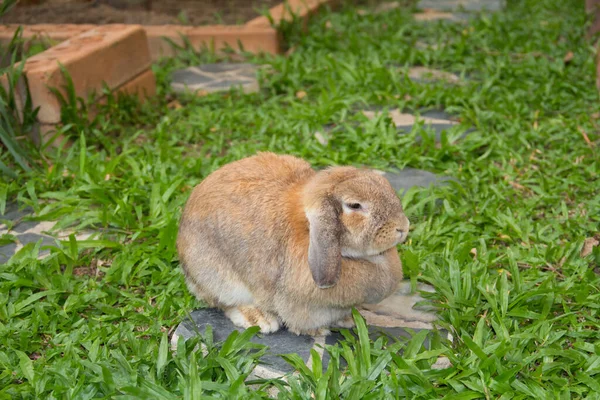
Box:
xmin=145 ymin=25 xmax=280 ymax=60
xmin=246 ymin=0 xmax=340 ymax=28
xmin=113 ymin=69 xmax=156 ymax=99
xmin=0 ymin=24 xmax=95 ymax=49
xmin=85 ymin=69 xmax=156 ymax=121
xmin=7 ymin=24 xmax=152 ymax=124
xmin=28 ymin=69 xmax=156 ymax=147
xmin=0 ymin=24 xmax=93 ymax=43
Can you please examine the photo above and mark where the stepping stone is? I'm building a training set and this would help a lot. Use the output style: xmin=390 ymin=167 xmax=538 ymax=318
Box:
xmin=372 ymin=2 xmax=401 ymax=13
xmin=362 ymin=108 xmax=470 ymax=142
xmin=313 ymin=108 xmax=470 ymax=148
xmin=407 ymin=67 xmax=461 ymax=84
xmin=172 ymin=281 xmax=451 ymax=379
xmin=418 ymin=0 xmax=504 ymax=11
xmin=0 ymin=203 xmax=94 ymax=262
xmin=373 ymin=168 xmax=453 ymax=194
xmin=415 ymin=41 xmax=443 ymax=51
xmin=170 ymin=63 xmax=259 ymax=95
xmin=414 ymin=10 xmax=468 ymax=21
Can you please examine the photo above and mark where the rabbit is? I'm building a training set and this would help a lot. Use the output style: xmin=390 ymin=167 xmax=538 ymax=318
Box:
xmin=177 ymin=152 xmax=410 ymax=336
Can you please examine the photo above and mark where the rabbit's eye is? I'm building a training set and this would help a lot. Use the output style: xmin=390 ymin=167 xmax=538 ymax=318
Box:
xmin=347 ymin=203 xmax=362 ymax=210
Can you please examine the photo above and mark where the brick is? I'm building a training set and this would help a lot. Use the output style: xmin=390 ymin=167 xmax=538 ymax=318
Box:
xmin=145 ymin=25 xmax=280 ymax=60
xmin=30 ymin=69 xmax=155 ymax=147
xmin=6 ymin=24 xmax=152 ymax=124
xmin=0 ymin=24 xmax=95 ymax=47
xmin=587 ymin=0 xmax=600 ymax=37
xmin=32 ymin=123 xmax=63 ymax=148
xmin=1 ymin=24 xmax=281 ymax=61
xmin=84 ymin=68 xmax=156 ymax=122
xmin=246 ymin=0 xmax=340 ymax=28
xmin=112 ymin=69 xmax=156 ymax=98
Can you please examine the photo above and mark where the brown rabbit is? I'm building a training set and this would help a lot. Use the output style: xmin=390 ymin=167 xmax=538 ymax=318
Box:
xmin=177 ymin=152 xmax=409 ymax=335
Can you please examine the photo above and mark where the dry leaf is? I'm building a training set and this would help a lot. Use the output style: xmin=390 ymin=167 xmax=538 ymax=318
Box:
xmin=104 ymin=174 xmax=111 ymax=181
xmin=167 ymin=100 xmax=182 ymax=109
xmin=314 ymin=131 xmax=329 ymax=146
xmin=470 ymin=248 xmax=477 ymax=259
xmin=296 ymin=90 xmax=307 ymax=99
xmin=356 ymin=9 xmax=368 ymax=16
xmin=564 ymin=51 xmax=574 ymax=63
xmin=578 ymin=126 xmax=594 ymax=148
xmin=285 ymin=46 xmax=296 ymax=56
xmin=509 ymin=181 xmax=526 ymax=191
xmin=227 ymin=52 xmax=247 ymax=62
xmin=581 ymin=237 xmax=599 ymax=258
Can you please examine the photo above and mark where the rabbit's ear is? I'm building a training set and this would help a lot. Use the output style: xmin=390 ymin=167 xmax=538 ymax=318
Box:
xmin=307 ymin=197 xmax=342 ymax=288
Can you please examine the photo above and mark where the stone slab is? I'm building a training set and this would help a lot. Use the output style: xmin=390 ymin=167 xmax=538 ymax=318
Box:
xmin=362 ymin=108 xmax=470 ymax=143
xmin=373 ymin=168 xmax=453 ymax=194
xmin=414 ymin=10 xmax=469 ymax=21
xmin=171 ymin=63 xmax=259 ymax=95
xmin=407 ymin=67 xmax=461 ymax=84
xmin=418 ymin=0 xmax=504 ymax=11
xmin=173 ymin=282 xmax=449 ymax=377
xmin=0 ymin=202 xmax=94 ymax=262
xmin=0 ymin=243 xmax=18 ymax=265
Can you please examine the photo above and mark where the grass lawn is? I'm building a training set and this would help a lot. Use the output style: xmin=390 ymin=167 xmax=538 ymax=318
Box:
xmin=2 ymin=0 xmax=600 ymax=398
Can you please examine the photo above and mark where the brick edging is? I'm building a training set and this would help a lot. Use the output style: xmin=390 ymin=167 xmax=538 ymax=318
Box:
xmin=144 ymin=25 xmax=280 ymax=60
xmin=247 ymin=0 xmax=340 ymax=28
xmin=0 ymin=0 xmax=339 ymax=59
xmin=0 ymin=0 xmax=339 ymax=146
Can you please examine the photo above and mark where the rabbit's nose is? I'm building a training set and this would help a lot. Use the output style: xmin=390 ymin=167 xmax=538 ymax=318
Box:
xmin=395 ymin=227 xmax=408 ymax=243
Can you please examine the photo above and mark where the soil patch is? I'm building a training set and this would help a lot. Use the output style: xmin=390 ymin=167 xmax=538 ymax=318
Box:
xmin=0 ymin=0 xmax=282 ymax=25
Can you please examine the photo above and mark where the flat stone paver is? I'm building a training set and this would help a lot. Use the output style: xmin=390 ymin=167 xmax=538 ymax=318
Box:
xmin=170 ymin=63 xmax=259 ymax=95
xmin=373 ymin=168 xmax=453 ymax=194
xmin=367 ymin=0 xmax=503 ymax=22
xmin=414 ymin=10 xmax=468 ymax=21
xmin=418 ymin=0 xmax=504 ymax=11
xmin=362 ymin=108 xmax=470 ymax=142
xmin=0 ymin=203 xmax=93 ymax=262
xmin=407 ymin=66 xmax=462 ymax=84
xmin=415 ymin=41 xmax=442 ymax=51
xmin=172 ymin=281 xmax=449 ymax=379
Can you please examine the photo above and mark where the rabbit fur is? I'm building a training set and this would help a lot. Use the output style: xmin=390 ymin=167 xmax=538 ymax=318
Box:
xmin=177 ymin=152 xmax=409 ymax=336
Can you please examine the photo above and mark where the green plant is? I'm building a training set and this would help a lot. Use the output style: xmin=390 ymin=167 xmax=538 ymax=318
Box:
xmin=0 ymin=0 xmax=41 ymax=178
xmin=1 ymin=0 xmax=599 ymax=397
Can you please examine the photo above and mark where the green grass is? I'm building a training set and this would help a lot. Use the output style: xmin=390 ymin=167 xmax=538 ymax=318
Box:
xmin=1 ymin=0 xmax=600 ymax=398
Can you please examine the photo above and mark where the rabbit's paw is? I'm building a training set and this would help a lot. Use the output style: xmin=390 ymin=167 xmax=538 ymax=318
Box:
xmin=224 ymin=306 xmax=281 ymax=333
xmin=332 ymin=314 xmax=355 ymax=329
xmin=288 ymin=327 xmax=331 ymax=337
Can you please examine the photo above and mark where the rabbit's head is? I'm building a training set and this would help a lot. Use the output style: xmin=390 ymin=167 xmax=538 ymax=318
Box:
xmin=302 ymin=167 xmax=409 ymax=289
